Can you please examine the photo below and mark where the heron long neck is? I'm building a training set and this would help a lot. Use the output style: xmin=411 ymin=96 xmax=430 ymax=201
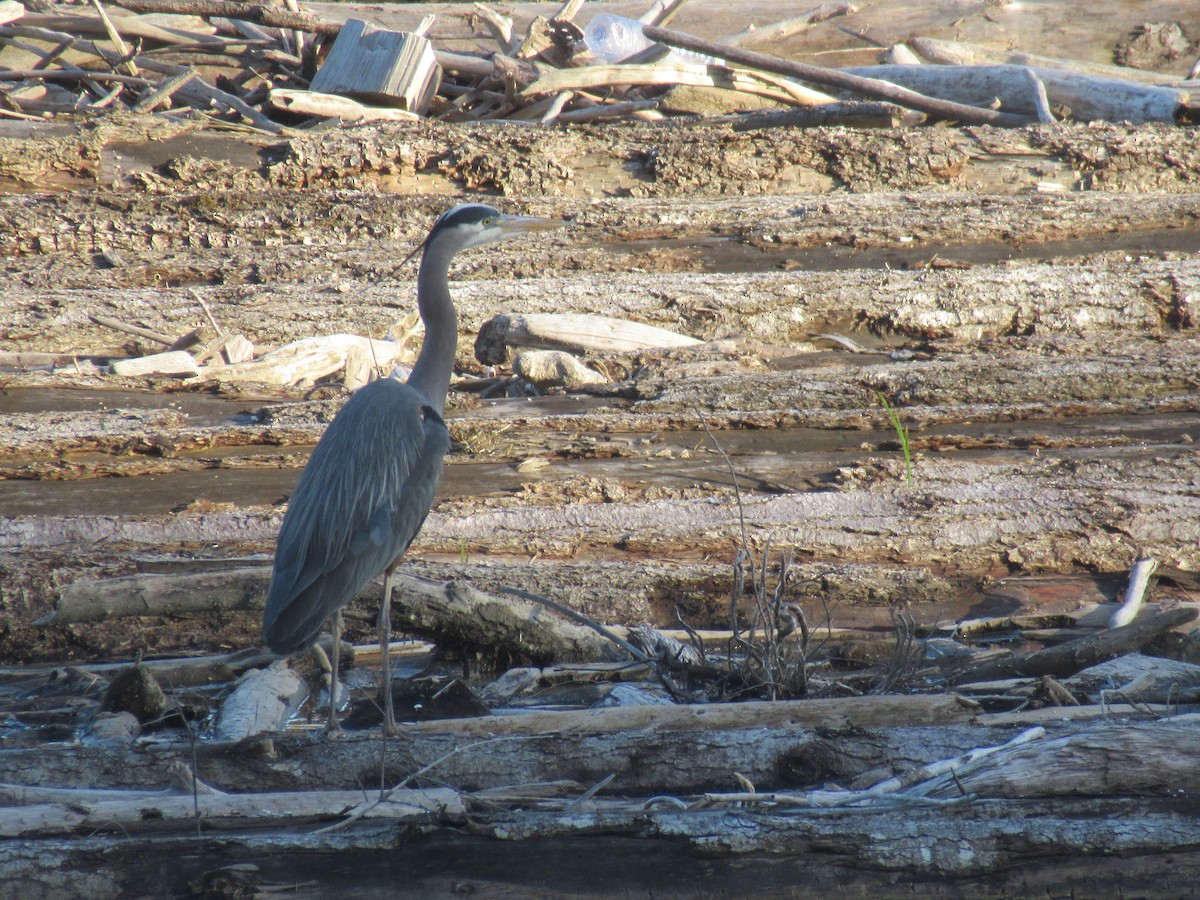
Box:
xmin=406 ymin=235 xmax=460 ymax=415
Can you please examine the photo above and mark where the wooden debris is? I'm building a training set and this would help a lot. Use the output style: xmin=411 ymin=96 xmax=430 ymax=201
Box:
xmin=309 ymin=18 xmax=440 ymax=114
xmin=1110 ymin=556 xmax=1159 ymax=627
xmin=110 ymin=349 xmax=200 ymax=378
xmin=268 ymin=87 xmax=420 ymax=122
xmin=474 ymin=312 xmax=701 ymax=364
xmin=212 ymin=334 xmax=410 ymax=387
xmin=844 ymin=63 xmax=1190 ymax=124
xmin=950 ymin=606 xmax=1198 ymax=685
xmin=213 ymin=661 xmax=306 ymax=741
xmin=513 ymin=349 xmax=606 ymax=390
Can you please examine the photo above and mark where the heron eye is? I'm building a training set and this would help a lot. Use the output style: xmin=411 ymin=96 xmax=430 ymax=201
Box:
xmin=482 ymin=216 xmax=497 ymax=226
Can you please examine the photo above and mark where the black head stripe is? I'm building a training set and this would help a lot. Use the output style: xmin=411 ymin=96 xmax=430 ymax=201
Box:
xmin=436 ymin=203 xmax=501 ymax=231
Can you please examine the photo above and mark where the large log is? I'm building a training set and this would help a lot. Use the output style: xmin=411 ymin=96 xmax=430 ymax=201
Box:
xmin=0 ymin=697 xmax=977 ymax=794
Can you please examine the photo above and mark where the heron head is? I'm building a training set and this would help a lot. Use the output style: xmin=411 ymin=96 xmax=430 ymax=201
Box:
xmin=407 ymin=203 xmax=564 ymax=264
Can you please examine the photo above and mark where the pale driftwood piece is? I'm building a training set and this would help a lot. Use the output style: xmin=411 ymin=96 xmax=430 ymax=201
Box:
xmin=0 ymin=715 xmax=989 ymax=798
xmin=471 ymin=3 xmax=515 ymax=54
xmin=981 ymin=702 xmax=1200 ymax=726
xmin=41 ymin=567 xmax=271 ymax=624
xmin=213 ymin=662 xmax=307 ymax=742
xmin=1 ymin=784 xmax=463 ymax=838
xmin=722 ymin=2 xmax=855 ymax=48
xmin=212 ymin=334 xmax=410 ymax=386
xmin=643 ymin=24 xmax=1031 ymax=126
xmin=474 ymin=312 xmax=700 ymax=365
xmin=523 ymin=59 xmax=837 ymax=106
xmin=0 ymin=1 xmax=24 ymax=25
xmin=110 ymin=350 xmax=199 ymax=377
xmin=913 ymin=721 xmax=1200 ymax=799
xmin=639 ymin=0 xmax=689 ymax=27
xmin=88 ymin=0 xmax=138 ymax=77
xmin=310 ymin=18 xmax=440 ymax=114
xmin=513 ymin=350 xmax=606 ymax=390
xmin=1109 ymin=556 xmax=1158 ymax=628
xmin=267 ymin=88 xmax=422 ymax=123
xmin=1065 ymin=653 xmax=1200 ymax=705
xmin=44 ymin=567 xmax=627 ymax=665
xmin=555 ymin=98 xmax=657 ymax=122
xmin=843 ymin=63 xmax=1188 ymax=124
xmin=948 ymin=607 xmax=1199 ymax=685
xmin=403 ymin=693 xmax=975 ymax=739
xmin=882 ymin=42 xmax=922 ymax=65
xmin=114 ymin=0 xmax=339 ymax=36
xmin=910 ymin=36 xmax=1189 ymax=86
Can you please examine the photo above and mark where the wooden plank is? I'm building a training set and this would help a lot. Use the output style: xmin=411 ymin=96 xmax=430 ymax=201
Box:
xmin=309 ymin=18 xmax=440 ymax=113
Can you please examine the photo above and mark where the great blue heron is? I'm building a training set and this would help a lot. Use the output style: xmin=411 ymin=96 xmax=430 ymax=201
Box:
xmin=263 ymin=203 xmax=563 ymax=732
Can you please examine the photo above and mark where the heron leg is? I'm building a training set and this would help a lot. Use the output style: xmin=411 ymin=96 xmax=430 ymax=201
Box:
xmin=326 ymin=610 xmax=344 ymax=734
xmin=379 ymin=568 xmax=398 ymax=735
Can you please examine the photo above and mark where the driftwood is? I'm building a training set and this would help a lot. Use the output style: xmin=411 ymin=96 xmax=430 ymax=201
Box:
xmin=950 ymin=607 xmax=1198 ymax=685
xmin=474 ymin=312 xmax=701 ymax=364
xmin=1110 ymin=556 xmax=1158 ymax=628
xmin=309 ymin=18 xmax=440 ymax=114
xmin=268 ymin=87 xmax=420 ymax=122
xmin=44 ymin=567 xmax=629 ymax=665
xmin=0 ymin=696 xmax=978 ymax=794
xmin=210 ymin=334 xmax=412 ymax=386
xmin=642 ymin=24 xmax=1030 ymax=126
xmin=844 ymin=63 xmax=1189 ymax=125
xmin=109 ymin=349 xmax=200 ymax=377
xmin=512 ymin=349 xmax=606 ymax=389
xmin=212 ymin=662 xmax=306 ymax=742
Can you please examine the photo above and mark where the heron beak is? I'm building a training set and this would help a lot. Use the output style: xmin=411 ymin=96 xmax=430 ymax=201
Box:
xmin=495 ymin=214 xmax=568 ymax=237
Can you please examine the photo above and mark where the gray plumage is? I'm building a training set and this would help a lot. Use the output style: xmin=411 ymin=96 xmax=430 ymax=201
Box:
xmin=262 ymin=203 xmax=562 ymax=663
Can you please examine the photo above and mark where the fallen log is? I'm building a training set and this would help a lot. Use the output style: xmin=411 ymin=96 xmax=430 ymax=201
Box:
xmin=43 ymin=567 xmax=628 ymax=665
xmin=642 ymin=24 xmax=1031 ymax=127
xmin=948 ymin=607 xmax=1198 ymax=685
xmin=212 ymin=662 xmax=307 ymax=742
xmin=474 ymin=312 xmax=701 ymax=365
xmin=844 ymin=63 xmax=1189 ymax=125
xmin=0 ymin=703 xmax=982 ymax=795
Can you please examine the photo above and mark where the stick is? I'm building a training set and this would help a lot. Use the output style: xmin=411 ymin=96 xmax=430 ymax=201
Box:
xmin=113 ymin=0 xmax=340 ymax=37
xmin=89 ymin=314 xmax=176 ymax=346
xmin=722 ymin=3 xmax=855 ymax=48
xmin=88 ymin=0 xmax=139 ymax=76
xmin=641 ymin=24 xmax=1031 ymax=127
xmin=1110 ymin=556 xmax=1159 ymax=628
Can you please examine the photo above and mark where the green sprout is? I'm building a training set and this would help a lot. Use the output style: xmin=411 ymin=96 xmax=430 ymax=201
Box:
xmin=877 ymin=392 xmax=914 ymax=488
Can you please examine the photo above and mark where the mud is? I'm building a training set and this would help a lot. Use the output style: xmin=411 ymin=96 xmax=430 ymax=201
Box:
xmin=1 ymin=117 xmax=1198 ymax=662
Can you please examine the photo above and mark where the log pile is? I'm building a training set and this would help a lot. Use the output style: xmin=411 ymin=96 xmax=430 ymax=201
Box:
xmin=0 ymin=0 xmax=1196 ymax=131
xmin=2 ymin=545 xmax=1199 ymax=890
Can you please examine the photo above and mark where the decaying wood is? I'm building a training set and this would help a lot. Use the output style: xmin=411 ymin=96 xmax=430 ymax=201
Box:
xmin=474 ymin=312 xmax=701 ymax=364
xmin=845 ymin=63 xmax=1190 ymax=124
xmin=268 ymin=88 xmax=420 ymax=122
xmin=1110 ymin=556 xmax=1159 ymax=628
xmin=309 ymin=18 xmax=440 ymax=114
xmin=44 ymin=567 xmax=630 ymax=664
xmin=210 ymin=334 xmax=411 ymax=386
xmin=212 ymin=661 xmax=306 ymax=742
xmin=950 ymin=607 xmax=1198 ymax=685
xmin=110 ymin=349 xmax=199 ymax=377
xmin=642 ymin=23 xmax=1030 ymax=126
xmin=0 ymin=698 xmax=980 ymax=794
xmin=512 ymin=349 xmax=606 ymax=389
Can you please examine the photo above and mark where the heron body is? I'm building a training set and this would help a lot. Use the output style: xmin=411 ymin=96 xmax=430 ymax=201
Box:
xmin=262 ymin=203 xmax=563 ymax=729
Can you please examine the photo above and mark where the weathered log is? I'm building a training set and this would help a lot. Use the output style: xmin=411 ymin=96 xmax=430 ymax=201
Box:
xmin=844 ymin=63 xmax=1189 ymax=124
xmin=512 ymin=349 xmax=606 ymax=389
xmin=0 ymin=705 xmax=981 ymax=796
xmin=949 ymin=607 xmax=1199 ymax=685
xmin=474 ymin=312 xmax=701 ymax=365
xmin=43 ymin=567 xmax=628 ymax=665
xmin=268 ymin=88 xmax=420 ymax=122
xmin=213 ymin=334 xmax=411 ymax=386
xmin=0 ymin=781 xmax=462 ymax=838
xmin=642 ymin=24 xmax=1031 ymax=126
xmin=110 ymin=350 xmax=199 ymax=377
xmin=212 ymin=662 xmax=307 ymax=742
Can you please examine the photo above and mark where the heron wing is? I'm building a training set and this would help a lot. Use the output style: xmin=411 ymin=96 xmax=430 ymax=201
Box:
xmin=263 ymin=379 xmax=451 ymax=653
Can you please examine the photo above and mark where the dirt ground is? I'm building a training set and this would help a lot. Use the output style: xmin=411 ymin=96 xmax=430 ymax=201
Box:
xmin=0 ymin=114 xmax=1197 ymax=664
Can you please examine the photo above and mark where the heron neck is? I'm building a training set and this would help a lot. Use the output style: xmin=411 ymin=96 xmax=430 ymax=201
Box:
xmin=407 ymin=237 xmax=460 ymax=415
